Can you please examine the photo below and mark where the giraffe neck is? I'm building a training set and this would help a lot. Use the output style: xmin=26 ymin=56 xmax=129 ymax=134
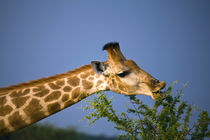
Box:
xmin=0 ymin=64 xmax=109 ymax=136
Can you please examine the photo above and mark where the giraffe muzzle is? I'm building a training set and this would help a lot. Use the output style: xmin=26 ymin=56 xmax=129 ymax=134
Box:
xmin=152 ymin=81 xmax=166 ymax=93
xmin=151 ymin=81 xmax=166 ymax=99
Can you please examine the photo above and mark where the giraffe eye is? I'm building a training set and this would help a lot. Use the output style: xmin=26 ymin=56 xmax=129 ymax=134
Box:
xmin=117 ymin=70 xmax=130 ymax=78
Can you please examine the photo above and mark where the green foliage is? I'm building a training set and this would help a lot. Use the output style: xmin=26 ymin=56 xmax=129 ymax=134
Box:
xmin=0 ymin=123 xmax=117 ymax=140
xmin=83 ymin=82 xmax=210 ymax=140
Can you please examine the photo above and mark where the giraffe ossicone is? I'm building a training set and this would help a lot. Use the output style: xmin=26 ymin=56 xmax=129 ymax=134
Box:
xmin=0 ymin=42 xmax=165 ymax=136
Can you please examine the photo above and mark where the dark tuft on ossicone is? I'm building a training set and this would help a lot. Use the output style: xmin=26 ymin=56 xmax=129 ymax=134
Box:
xmin=103 ymin=42 xmax=119 ymax=51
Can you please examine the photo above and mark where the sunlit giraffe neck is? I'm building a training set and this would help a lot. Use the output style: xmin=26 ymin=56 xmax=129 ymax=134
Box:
xmin=0 ymin=64 xmax=108 ymax=136
xmin=0 ymin=42 xmax=165 ymax=136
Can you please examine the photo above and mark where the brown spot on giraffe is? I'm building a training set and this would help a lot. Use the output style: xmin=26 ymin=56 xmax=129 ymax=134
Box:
xmin=96 ymin=80 xmax=103 ymax=87
xmin=12 ymin=96 xmax=30 ymax=108
xmin=62 ymin=94 xmax=69 ymax=102
xmin=0 ymin=120 xmax=10 ymax=135
xmin=64 ymin=100 xmax=75 ymax=107
xmin=63 ymin=86 xmax=72 ymax=92
xmin=78 ymin=93 xmax=88 ymax=100
xmin=0 ymin=96 xmax=7 ymax=106
xmin=10 ymin=89 xmax=30 ymax=98
xmin=10 ymin=91 xmax=19 ymax=98
xmin=0 ymin=105 xmax=13 ymax=116
xmin=23 ymin=88 xmax=30 ymax=94
xmin=8 ymin=111 xmax=27 ymax=130
xmin=47 ymin=103 xmax=61 ymax=114
xmin=23 ymin=98 xmax=45 ymax=122
xmin=32 ymin=85 xmax=45 ymax=92
xmin=90 ymin=71 xmax=95 ymax=76
xmin=67 ymin=76 xmax=80 ymax=87
xmin=33 ymin=89 xmax=50 ymax=97
xmin=48 ymin=83 xmax=61 ymax=90
xmin=88 ymin=77 xmax=94 ymax=81
xmin=82 ymin=80 xmax=93 ymax=89
xmin=71 ymin=87 xmax=80 ymax=99
xmin=44 ymin=91 xmax=61 ymax=102
xmin=55 ymin=80 xmax=65 ymax=86
xmin=80 ymin=73 xmax=89 ymax=79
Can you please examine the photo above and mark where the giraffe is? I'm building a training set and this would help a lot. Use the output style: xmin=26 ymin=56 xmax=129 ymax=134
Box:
xmin=0 ymin=42 xmax=165 ymax=136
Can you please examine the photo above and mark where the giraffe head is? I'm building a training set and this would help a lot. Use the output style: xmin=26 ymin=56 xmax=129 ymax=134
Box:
xmin=91 ymin=42 xmax=166 ymax=99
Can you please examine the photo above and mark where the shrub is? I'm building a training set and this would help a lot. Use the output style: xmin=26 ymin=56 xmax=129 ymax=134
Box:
xmin=83 ymin=82 xmax=210 ymax=140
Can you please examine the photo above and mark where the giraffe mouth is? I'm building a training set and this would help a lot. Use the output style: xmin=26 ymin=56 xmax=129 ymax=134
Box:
xmin=153 ymin=81 xmax=166 ymax=92
xmin=151 ymin=81 xmax=166 ymax=99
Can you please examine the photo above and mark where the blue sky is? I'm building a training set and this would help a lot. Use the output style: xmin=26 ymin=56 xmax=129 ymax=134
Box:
xmin=0 ymin=0 xmax=210 ymax=136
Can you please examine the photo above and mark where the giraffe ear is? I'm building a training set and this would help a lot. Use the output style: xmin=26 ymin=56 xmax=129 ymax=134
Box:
xmin=91 ymin=61 xmax=106 ymax=75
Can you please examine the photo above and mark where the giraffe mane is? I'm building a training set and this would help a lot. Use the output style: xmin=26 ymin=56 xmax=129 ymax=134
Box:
xmin=0 ymin=64 xmax=92 ymax=95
